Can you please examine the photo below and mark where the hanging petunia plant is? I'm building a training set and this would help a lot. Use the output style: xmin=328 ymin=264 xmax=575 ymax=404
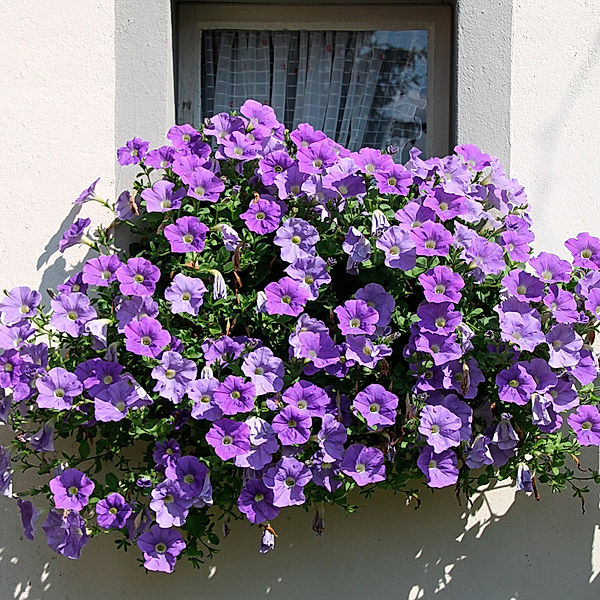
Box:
xmin=2 ymin=99 xmax=600 ymax=573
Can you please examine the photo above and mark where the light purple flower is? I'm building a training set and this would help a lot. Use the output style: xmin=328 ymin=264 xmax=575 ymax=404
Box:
xmin=411 ymin=222 xmax=454 ymax=257
xmin=214 ymin=375 xmax=256 ymax=415
xmin=340 ymin=443 xmax=386 ymax=486
xmin=116 ymin=257 xmax=160 ymax=296
xmin=0 ymin=287 xmax=41 ymax=325
xmin=264 ymin=277 xmax=310 ymax=317
xmin=285 ymin=256 xmax=331 ymax=300
xmin=150 ymin=479 xmax=192 ymax=528
xmin=42 ymin=510 xmax=89 ymax=559
xmin=546 ymin=324 xmax=583 ymax=368
xmin=94 ymin=380 xmax=139 ymax=422
xmin=164 ymin=216 xmax=209 ymax=254
xmin=417 ymin=302 xmax=462 ymax=335
xmin=96 ymin=493 xmax=132 ymax=529
xmin=137 ymin=524 xmax=186 ymax=573
xmin=117 ymin=137 xmax=148 ymax=165
xmin=529 ymin=252 xmax=571 ymax=283
xmin=187 ymin=167 xmax=226 ymax=202
xmin=272 ymin=405 xmax=312 ymax=445
xmin=49 ymin=468 xmax=94 ymax=511
xmin=282 ymin=380 xmax=329 ymax=418
xmin=74 ymin=177 xmax=101 ymax=205
xmin=345 ymin=335 xmax=392 ymax=369
xmin=567 ymin=405 xmax=600 ymax=446
xmin=234 ymin=416 xmax=279 ymax=470
xmin=17 ymin=499 xmax=40 ymax=540
xmin=274 ymin=218 xmax=319 ymax=263
xmin=343 ymin=226 xmax=371 ymax=266
xmin=565 ymin=232 xmax=600 ymax=269
xmin=124 ymin=316 xmax=170 ymax=358
xmin=152 ymin=351 xmax=197 ymax=404
xmin=50 ymin=292 xmax=97 ymax=337
xmin=263 ymin=457 xmax=312 ymax=507
xmin=164 ymin=274 xmax=207 ymax=316
xmin=206 ymin=418 xmax=251 ymax=460
xmin=240 ymin=199 xmax=282 ymax=234
xmin=116 ymin=295 xmax=158 ymax=332
xmin=188 ymin=377 xmax=223 ymax=421
xmin=417 ymin=447 xmax=459 ymax=488
xmin=496 ymin=363 xmax=536 ymax=406
xmin=355 ymin=283 xmax=395 ymax=327
xmin=141 ymin=180 xmax=186 ymax=213
xmin=241 ymin=347 xmax=284 ymax=396
xmin=353 ymin=384 xmax=398 ymax=429
xmin=418 ymin=405 xmax=462 ymax=452
xmin=59 ymin=217 xmax=91 ymax=252
xmin=237 ymin=479 xmax=280 ymax=524
xmin=317 ymin=414 xmax=347 ymax=462
xmin=36 ymin=367 xmax=82 ymax=410
xmin=376 ymin=226 xmax=417 ymax=269
xmin=82 ymin=254 xmax=123 ymax=287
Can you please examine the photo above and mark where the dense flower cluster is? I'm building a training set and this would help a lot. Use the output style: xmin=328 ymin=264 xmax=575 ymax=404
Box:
xmin=2 ymin=100 xmax=600 ymax=573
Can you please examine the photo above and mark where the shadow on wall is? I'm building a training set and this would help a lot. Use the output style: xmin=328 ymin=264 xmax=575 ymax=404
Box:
xmin=1 ymin=453 xmax=599 ymax=600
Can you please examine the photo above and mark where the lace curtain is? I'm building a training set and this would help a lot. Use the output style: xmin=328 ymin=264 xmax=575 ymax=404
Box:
xmin=199 ymin=29 xmax=428 ymax=157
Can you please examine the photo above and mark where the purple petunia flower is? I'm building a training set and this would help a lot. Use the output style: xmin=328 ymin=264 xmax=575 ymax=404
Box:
xmin=172 ymin=455 xmax=210 ymax=501
xmin=94 ymin=380 xmax=139 ymax=422
xmin=462 ymin=236 xmax=506 ymax=276
xmin=411 ymin=222 xmax=454 ymax=257
xmin=353 ymin=384 xmax=398 ymax=429
xmin=282 ymin=380 xmax=329 ymax=418
xmin=492 ymin=413 xmax=519 ymax=451
xmin=237 ymin=479 xmax=280 ymax=524
xmin=274 ymin=218 xmax=319 ymax=263
xmin=150 ymin=479 xmax=192 ymax=528
xmin=186 ymin=167 xmax=225 ymax=202
xmin=373 ymin=163 xmax=413 ymax=195
xmin=284 ymin=256 xmax=331 ymax=300
xmin=188 ymin=377 xmax=223 ymax=421
xmin=502 ymin=269 xmax=544 ymax=302
xmin=164 ymin=216 xmax=209 ymax=254
xmin=496 ymin=363 xmax=536 ymax=405
xmin=151 ymin=351 xmax=197 ymax=404
xmin=317 ymin=414 xmax=347 ymax=462
xmin=240 ymin=199 xmax=282 ymax=235
xmin=82 ymin=254 xmax=123 ymax=287
xmin=96 ymin=493 xmax=132 ymax=529
xmin=115 ymin=295 xmax=158 ymax=332
xmin=26 ymin=422 xmax=55 ymax=452
xmin=464 ymin=434 xmax=494 ymax=469
xmin=141 ymin=180 xmax=186 ymax=213
xmin=345 ymin=335 xmax=392 ymax=369
xmin=234 ymin=416 xmax=279 ymax=470
xmin=145 ymin=145 xmax=176 ymax=169
xmin=0 ymin=287 xmax=41 ymax=325
xmin=417 ymin=302 xmax=462 ymax=336
xmin=334 ymin=299 xmax=379 ymax=336
xmin=214 ymin=375 xmax=256 ymax=415
xmin=395 ymin=201 xmax=436 ymax=229
xmin=49 ymin=468 xmax=95 ymax=511
xmin=57 ymin=272 xmax=88 ymax=295
xmin=241 ymin=346 xmax=284 ymax=396
xmin=164 ymin=273 xmax=207 ymax=316
xmin=36 ymin=367 xmax=83 ymax=410
xmin=565 ymin=232 xmax=600 ymax=269
xmin=137 ymin=524 xmax=186 ymax=573
xmin=342 ymin=226 xmax=371 ymax=269
xmin=376 ymin=226 xmax=417 ymax=270
xmin=264 ymin=277 xmax=310 ymax=317
xmin=263 ymin=457 xmax=312 ymax=507
xmin=74 ymin=177 xmax=101 ymax=205
xmin=116 ymin=257 xmax=161 ymax=296
xmin=417 ymin=447 xmax=459 ymax=488
xmin=546 ymin=324 xmax=583 ymax=368
xmin=419 ymin=266 xmax=465 ymax=304
xmin=423 ymin=189 xmax=467 ymax=221
xmin=50 ymin=292 xmax=97 ymax=337
xmin=124 ymin=316 xmax=170 ymax=358
xmin=42 ymin=509 xmax=89 ymax=559
xmin=59 ymin=217 xmax=91 ymax=252
xmin=153 ymin=439 xmax=181 ymax=469
xmin=567 ymin=405 xmax=600 ymax=446
xmin=117 ymin=137 xmax=149 ymax=165
xmin=414 ymin=332 xmax=463 ymax=366
xmin=529 ymin=251 xmax=571 ymax=283
xmin=340 ymin=443 xmax=386 ymax=486
xmin=206 ymin=418 xmax=251 ymax=460
xmin=272 ymin=405 xmax=312 ymax=445
xmin=418 ymin=405 xmax=462 ymax=452
xmin=295 ymin=331 xmax=340 ymax=370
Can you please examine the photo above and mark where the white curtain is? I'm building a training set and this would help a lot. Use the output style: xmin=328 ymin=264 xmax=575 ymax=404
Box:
xmin=199 ymin=29 xmax=427 ymax=155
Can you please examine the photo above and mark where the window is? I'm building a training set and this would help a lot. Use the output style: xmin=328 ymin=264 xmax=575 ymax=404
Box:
xmin=176 ymin=3 xmax=452 ymax=160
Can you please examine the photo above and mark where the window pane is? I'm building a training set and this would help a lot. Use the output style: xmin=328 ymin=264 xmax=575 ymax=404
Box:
xmin=200 ymin=29 xmax=427 ymax=160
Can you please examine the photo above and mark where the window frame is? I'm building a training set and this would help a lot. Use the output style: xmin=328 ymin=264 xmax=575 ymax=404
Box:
xmin=176 ymin=2 xmax=453 ymax=157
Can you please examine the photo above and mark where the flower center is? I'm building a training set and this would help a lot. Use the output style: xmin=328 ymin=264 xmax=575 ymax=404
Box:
xmin=281 ymin=295 xmax=292 ymax=304
xmin=387 ymin=177 xmax=397 ymax=186
xmin=256 ymin=211 xmax=265 ymax=220
xmin=297 ymin=400 xmax=308 ymax=410
xmin=582 ymin=421 xmax=593 ymax=430
xmin=274 ymin=165 xmax=283 ymax=173
xmin=182 ymin=134 xmax=191 ymax=142
xmin=365 ymin=164 xmax=375 ymax=173
xmin=411 ymin=220 xmax=422 ymax=228
xmin=163 ymin=493 xmax=174 ymax=504
xmin=290 ymin=185 xmax=300 ymax=195
xmin=425 ymin=240 xmax=436 ymax=249
xmin=430 ymin=344 xmax=440 ymax=353
xmin=581 ymin=249 xmax=593 ymax=259
xmin=141 ymin=336 xmax=152 ymax=346
xmin=200 ymin=394 xmax=210 ymax=404
xmin=184 ymin=474 xmax=195 ymax=485
xmin=435 ymin=317 xmax=446 ymax=328
xmin=116 ymin=401 xmax=125 ymax=412
xmin=284 ymin=477 xmax=296 ymax=487
xmin=155 ymin=542 xmax=167 ymax=554
xmin=338 ymin=185 xmax=348 ymax=195
xmin=304 ymin=275 xmax=314 ymax=285
xmin=254 ymin=493 xmax=264 ymax=502
xmin=131 ymin=149 xmax=138 ymax=157
xmin=307 ymin=350 xmax=317 ymax=358
xmin=54 ymin=388 xmax=65 ymax=398
xmin=439 ymin=202 xmax=448 ymax=212
xmin=541 ymin=270 xmax=552 ymax=280
xmin=349 ymin=318 xmax=361 ymax=329
xmin=288 ymin=420 xmax=297 ymax=428
xmin=101 ymin=270 xmax=112 ymax=280
xmin=369 ymin=403 xmax=380 ymax=413
xmin=291 ymin=235 xmax=301 ymax=245
xmin=222 ymin=435 xmax=233 ymax=445
xmin=233 ymin=147 xmax=244 ymax=156
xmin=109 ymin=507 xmax=118 ymax=514
xmin=103 ymin=375 xmax=113 ymax=385
xmin=67 ymin=485 xmax=79 ymax=496
xmin=389 ymin=245 xmax=400 ymax=256
xmin=134 ymin=274 xmax=145 ymax=283
xmin=516 ymin=285 xmax=527 ymax=295
xmin=231 ymin=391 xmax=240 ymax=399
xmin=430 ymin=425 xmax=440 ymax=434
xmin=552 ymin=339 xmax=563 ymax=349
xmin=165 ymin=369 xmax=176 ymax=379
xmin=312 ymin=159 xmax=323 ymax=168
xmin=194 ymin=186 xmax=206 ymax=196
xmin=19 ymin=304 xmax=30 ymax=314
xmin=161 ymin=199 xmax=172 ymax=209
xmin=355 ymin=463 xmax=366 ymax=473
xmin=428 ymin=460 xmax=437 ymax=469
xmin=434 ymin=284 xmax=446 ymax=294
xmin=183 ymin=234 xmax=194 ymax=244
xmin=362 ymin=346 xmax=372 ymax=356
xmin=67 ymin=311 xmax=78 ymax=321
xmin=72 ymin=284 xmax=80 ymax=291
xmin=509 ymin=379 xmax=519 ymax=388
xmin=181 ymin=292 xmax=191 ymax=301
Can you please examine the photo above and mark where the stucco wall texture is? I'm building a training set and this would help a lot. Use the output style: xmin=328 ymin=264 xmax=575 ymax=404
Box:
xmin=1 ymin=1 xmax=599 ymax=599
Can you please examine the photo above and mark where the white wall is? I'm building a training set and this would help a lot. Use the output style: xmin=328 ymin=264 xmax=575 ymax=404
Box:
xmin=1 ymin=1 xmax=599 ymax=598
